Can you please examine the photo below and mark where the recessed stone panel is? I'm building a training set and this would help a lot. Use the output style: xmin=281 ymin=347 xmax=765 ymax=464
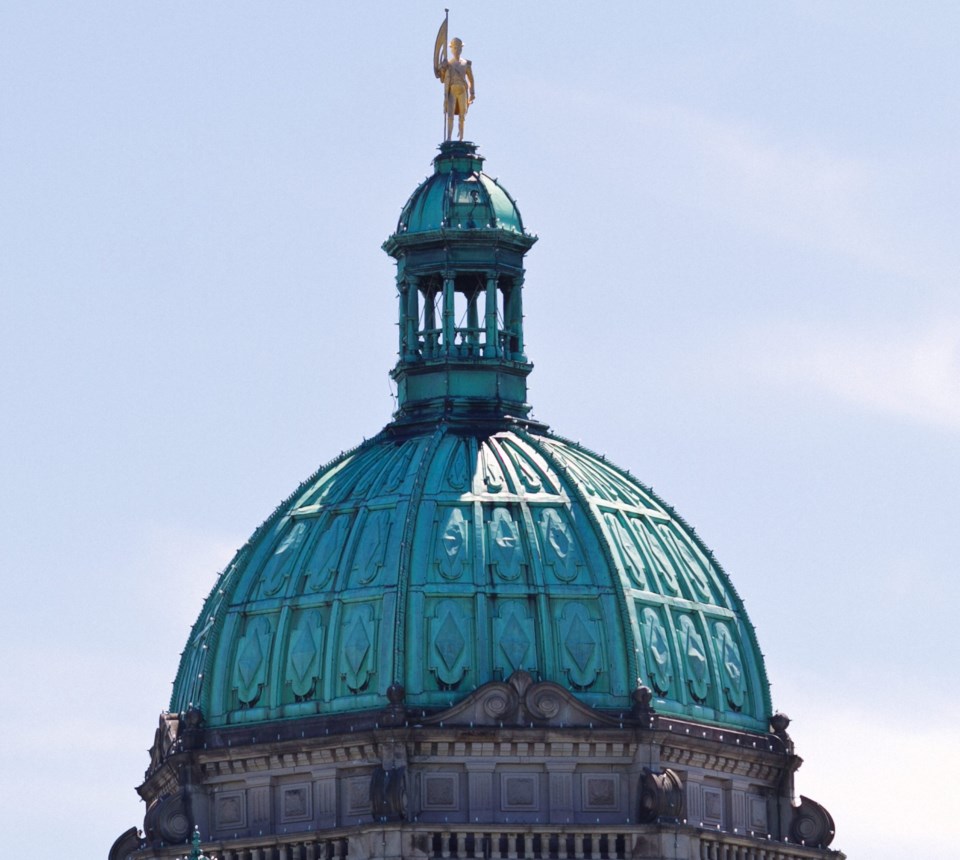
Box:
xmin=749 ymin=796 xmax=768 ymax=831
xmin=423 ymin=773 xmax=459 ymax=810
xmin=346 ymin=776 xmax=372 ymax=816
xmin=581 ymin=774 xmax=619 ymax=811
xmin=702 ymin=787 xmax=723 ymax=825
xmin=215 ymin=791 xmax=246 ymax=830
xmin=501 ymin=774 xmax=538 ymax=810
xmin=280 ymin=782 xmax=312 ymax=823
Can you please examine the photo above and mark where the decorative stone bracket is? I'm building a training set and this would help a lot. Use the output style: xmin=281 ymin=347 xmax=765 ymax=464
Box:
xmin=370 ymin=764 xmax=408 ymax=822
xmin=637 ymin=767 xmax=684 ymax=823
xmin=789 ymin=795 xmax=836 ymax=848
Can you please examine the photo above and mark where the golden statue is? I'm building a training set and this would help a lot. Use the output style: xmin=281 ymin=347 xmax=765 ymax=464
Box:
xmin=434 ymin=13 xmax=475 ymax=142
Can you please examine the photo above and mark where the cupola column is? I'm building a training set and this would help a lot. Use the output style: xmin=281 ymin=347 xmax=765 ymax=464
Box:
xmin=484 ymin=272 xmax=499 ymax=358
xmin=423 ymin=282 xmax=437 ymax=357
xmin=503 ymin=276 xmax=526 ymax=361
xmin=404 ymin=275 xmax=420 ymax=360
xmin=442 ymin=273 xmax=455 ymax=356
xmin=466 ymin=289 xmax=480 ymax=354
xmin=512 ymin=274 xmax=525 ymax=360
xmin=397 ymin=279 xmax=408 ymax=358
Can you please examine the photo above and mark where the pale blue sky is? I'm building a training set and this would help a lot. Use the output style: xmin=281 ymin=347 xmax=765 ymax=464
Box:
xmin=1 ymin=3 xmax=957 ymax=857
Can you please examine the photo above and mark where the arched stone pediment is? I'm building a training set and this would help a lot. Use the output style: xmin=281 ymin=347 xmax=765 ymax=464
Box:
xmin=421 ymin=670 xmax=624 ymax=728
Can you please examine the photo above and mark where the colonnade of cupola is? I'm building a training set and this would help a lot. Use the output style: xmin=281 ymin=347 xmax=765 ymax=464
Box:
xmin=397 ymin=269 xmax=525 ymax=364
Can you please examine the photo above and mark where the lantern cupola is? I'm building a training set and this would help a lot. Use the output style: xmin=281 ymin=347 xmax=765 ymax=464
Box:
xmin=382 ymin=141 xmax=537 ymax=425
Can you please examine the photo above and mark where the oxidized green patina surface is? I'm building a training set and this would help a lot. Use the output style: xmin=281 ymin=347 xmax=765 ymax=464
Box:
xmin=171 ymin=142 xmax=771 ymax=732
xmin=172 ymin=426 xmax=770 ymax=731
xmin=394 ymin=142 xmax=524 ymax=236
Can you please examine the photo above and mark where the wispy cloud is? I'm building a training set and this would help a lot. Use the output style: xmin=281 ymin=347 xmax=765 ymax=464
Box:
xmin=633 ymin=104 xmax=957 ymax=286
xmin=745 ymin=319 xmax=960 ymax=431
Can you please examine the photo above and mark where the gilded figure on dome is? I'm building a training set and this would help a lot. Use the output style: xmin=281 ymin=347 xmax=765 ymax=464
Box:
xmin=434 ymin=13 xmax=475 ymax=141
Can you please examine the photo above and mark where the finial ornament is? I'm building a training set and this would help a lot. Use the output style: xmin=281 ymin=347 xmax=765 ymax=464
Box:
xmin=433 ymin=11 xmax=475 ymax=141
xmin=187 ymin=826 xmax=214 ymax=860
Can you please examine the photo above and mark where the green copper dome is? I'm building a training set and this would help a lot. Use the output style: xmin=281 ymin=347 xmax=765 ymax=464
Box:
xmin=172 ymin=425 xmax=770 ymax=732
xmin=171 ymin=142 xmax=771 ymax=735
xmin=395 ymin=141 xmax=525 ymax=236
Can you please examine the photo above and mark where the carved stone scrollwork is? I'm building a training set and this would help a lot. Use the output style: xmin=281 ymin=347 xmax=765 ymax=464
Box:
xmin=144 ymin=789 xmax=193 ymax=846
xmin=526 ymin=685 xmax=563 ymax=721
xmin=480 ymin=684 xmax=519 ymax=721
xmin=789 ymin=795 xmax=836 ymax=847
xmin=422 ymin=670 xmax=624 ymax=728
xmin=370 ymin=765 xmax=407 ymax=822
xmin=637 ymin=767 xmax=684 ymax=823
xmin=108 ymin=827 xmax=142 ymax=860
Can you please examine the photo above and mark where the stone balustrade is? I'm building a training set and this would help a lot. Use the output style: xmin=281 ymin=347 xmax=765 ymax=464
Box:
xmin=152 ymin=824 xmax=841 ymax=860
xmin=698 ymin=832 xmax=839 ymax=860
xmin=428 ymin=829 xmax=627 ymax=859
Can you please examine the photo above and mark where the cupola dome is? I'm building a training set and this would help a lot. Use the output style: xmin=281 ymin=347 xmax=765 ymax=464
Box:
xmin=395 ymin=141 xmax=525 ymax=236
